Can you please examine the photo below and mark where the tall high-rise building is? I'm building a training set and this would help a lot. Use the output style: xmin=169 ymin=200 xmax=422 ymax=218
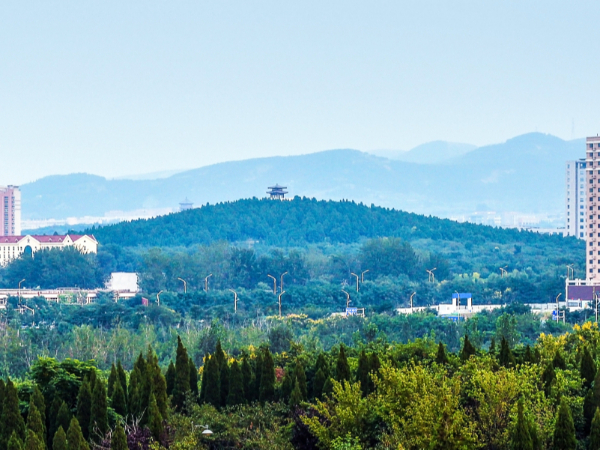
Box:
xmin=586 ymin=136 xmax=600 ymax=282
xmin=565 ymin=160 xmax=587 ymax=238
xmin=0 ymin=186 xmax=20 ymax=237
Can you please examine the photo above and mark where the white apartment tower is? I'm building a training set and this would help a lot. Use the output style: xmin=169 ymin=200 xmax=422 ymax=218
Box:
xmin=587 ymin=136 xmax=600 ymax=282
xmin=565 ymin=160 xmax=587 ymax=238
xmin=0 ymin=186 xmax=21 ymax=236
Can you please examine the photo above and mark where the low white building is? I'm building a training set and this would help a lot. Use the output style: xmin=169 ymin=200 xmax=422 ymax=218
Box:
xmin=0 ymin=234 xmax=97 ymax=266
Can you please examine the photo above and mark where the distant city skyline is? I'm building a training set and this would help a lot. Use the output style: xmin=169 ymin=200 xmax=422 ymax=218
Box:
xmin=1 ymin=1 xmax=599 ymax=184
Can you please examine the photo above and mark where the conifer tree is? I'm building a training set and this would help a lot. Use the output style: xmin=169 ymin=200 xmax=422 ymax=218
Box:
xmin=107 ymin=363 xmax=118 ymax=399
xmin=435 ymin=342 xmax=449 ymax=365
xmin=499 ymin=337 xmax=516 ymax=368
xmin=322 ymin=377 xmax=333 ymax=397
xmin=259 ymin=348 xmax=276 ymax=403
xmin=541 ymin=363 xmax=556 ymax=397
xmin=227 ymin=360 xmax=245 ymax=406
xmin=30 ymin=386 xmax=46 ymax=441
xmin=313 ymin=369 xmax=327 ymax=400
xmin=111 ymin=381 xmax=127 ymax=418
xmin=204 ymin=356 xmax=221 ymax=407
xmin=116 ymin=361 xmax=127 ymax=402
xmin=553 ymin=351 xmax=567 ymax=371
xmin=590 ymin=407 xmax=600 ymax=450
xmin=89 ymin=378 xmax=108 ymax=440
xmin=281 ymin=367 xmax=295 ymax=401
xmin=293 ymin=359 xmax=307 ymax=400
xmin=241 ymin=356 xmax=252 ymax=402
xmin=1 ymin=380 xmax=26 ymax=448
xmin=8 ymin=432 xmax=23 ymax=450
xmin=335 ymin=346 xmax=351 ymax=382
xmin=582 ymin=347 xmax=597 ymax=389
xmin=135 ymin=352 xmax=151 ymax=422
xmin=0 ymin=378 xmax=6 ymax=424
xmin=26 ymin=401 xmax=45 ymax=447
xmin=147 ymin=393 xmax=163 ymax=443
xmin=529 ymin=418 xmax=541 ymax=450
xmin=172 ymin=336 xmax=190 ymax=410
xmin=127 ymin=367 xmax=142 ymax=420
xmin=289 ymin=380 xmax=303 ymax=408
xmin=76 ymin=377 xmax=92 ymax=441
xmin=586 ymin=389 xmax=596 ymax=434
xmin=553 ymin=397 xmax=576 ymax=450
xmin=189 ymin=357 xmax=199 ymax=399
xmin=165 ymin=361 xmax=176 ymax=397
xmin=66 ymin=418 xmax=89 ymax=450
xmin=511 ymin=399 xmax=532 ymax=450
xmin=147 ymin=348 xmax=168 ymax=420
xmin=52 ymin=427 xmax=67 ymax=450
xmin=253 ymin=352 xmax=263 ymax=402
xmin=524 ymin=345 xmax=533 ymax=364
xmin=220 ymin=361 xmax=230 ymax=407
xmin=24 ymin=431 xmax=44 ymax=450
xmin=489 ymin=338 xmax=496 ymax=355
xmin=357 ymin=350 xmax=370 ymax=397
xmin=55 ymin=402 xmax=71 ymax=442
xmin=48 ymin=398 xmax=62 ymax=445
xmin=460 ymin=335 xmax=476 ymax=362
xmin=214 ymin=340 xmax=226 ymax=368
xmin=111 ymin=424 xmax=127 ymax=450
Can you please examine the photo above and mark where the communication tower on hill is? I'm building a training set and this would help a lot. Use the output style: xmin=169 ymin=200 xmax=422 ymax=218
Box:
xmin=267 ymin=184 xmax=288 ymax=200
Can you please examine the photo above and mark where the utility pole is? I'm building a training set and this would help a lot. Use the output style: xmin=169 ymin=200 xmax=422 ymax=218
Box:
xmin=410 ymin=292 xmax=416 ymax=313
xmin=229 ymin=289 xmax=239 ymax=313
xmin=278 ymin=291 xmax=286 ymax=317
xmin=177 ymin=277 xmax=187 ymax=293
xmin=267 ymin=275 xmax=277 ymax=294
xmin=18 ymin=278 xmax=25 ymax=305
xmin=350 ymin=272 xmax=359 ymax=292
xmin=157 ymin=290 xmax=163 ymax=305
xmin=361 ymin=270 xmax=369 ymax=283
xmin=455 ymin=291 xmax=460 ymax=321
xmin=204 ymin=274 xmax=213 ymax=292
xmin=342 ymin=289 xmax=351 ymax=308
xmin=280 ymin=272 xmax=288 ymax=293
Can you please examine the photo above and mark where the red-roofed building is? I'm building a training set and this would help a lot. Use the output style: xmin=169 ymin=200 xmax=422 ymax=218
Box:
xmin=0 ymin=234 xmax=98 ymax=266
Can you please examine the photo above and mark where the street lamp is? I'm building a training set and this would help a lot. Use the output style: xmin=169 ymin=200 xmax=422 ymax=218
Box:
xmin=342 ymin=289 xmax=351 ymax=308
xmin=455 ymin=291 xmax=460 ymax=321
xmin=267 ymin=275 xmax=277 ymax=294
xmin=157 ymin=290 xmax=163 ymax=305
xmin=410 ymin=292 xmax=416 ymax=313
xmin=229 ymin=289 xmax=239 ymax=313
xmin=361 ymin=270 xmax=369 ymax=283
xmin=567 ymin=264 xmax=574 ymax=280
xmin=280 ymin=272 xmax=288 ymax=293
xmin=499 ymin=266 xmax=508 ymax=278
xmin=350 ymin=273 xmax=359 ymax=292
xmin=18 ymin=278 xmax=25 ymax=305
xmin=177 ymin=277 xmax=187 ymax=293
xmin=556 ymin=293 xmax=562 ymax=323
xmin=278 ymin=291 xmax=286 ymax=317
xmin=204 ymin=274 xmax=213 ymax=292
xmin=426 ymin=268 xmax=437 ymax=283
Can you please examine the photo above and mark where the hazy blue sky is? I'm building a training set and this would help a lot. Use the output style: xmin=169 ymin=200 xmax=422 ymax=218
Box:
xmin=1 ymin=1 xmax=599 ymax=184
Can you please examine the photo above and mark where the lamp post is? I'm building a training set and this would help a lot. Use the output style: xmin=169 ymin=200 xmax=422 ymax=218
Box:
xmin=342 ymin=289 xmax=351 ymax=308
xmin=361 ymin=269 xmax=369 ymax=283
xmin=278 ymin=291 xmax=286 ymax=317
xmin=410 ymin=292 xmax=416 ymax=314
xmin=426 ymin=268 xmax=437 ymax=283
xmin=567 ymin=264 xmax=574 ymax=280
xmin=229 ymin=289 xmax=239 ymax=313
xmin=350 ymin=272 xmax=359 ymax=292
xmin=204 ymin=274 xmax=213 ymax=292
xmin=500 ymin=266 xmax=508 ymax=278
xmin=177 ymin=277 xmax=187 ymax=293
xmin=267 ymin=275 xmax=277 ymax=295
xmin=157 ymin=290 xmax=163 ymax=305
xmin=280 ymin=272 xmax=288 ymax=293
xmin=455 ymin=291 xmax=460 ymax=321
xmin=556 ymin=293 xmax=562 ymax=323
xmin=18 ymin=278 xmax=25 ymax=305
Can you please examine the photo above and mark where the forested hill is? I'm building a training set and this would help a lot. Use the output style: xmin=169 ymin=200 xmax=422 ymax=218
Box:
xmin=88 ymin=197 xmax=577 ymax=248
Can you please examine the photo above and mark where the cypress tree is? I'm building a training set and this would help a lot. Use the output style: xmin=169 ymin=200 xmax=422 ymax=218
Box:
xmin=24 ymin=432 xmax=44 ymax=450
xmin=280 ymin=367 xmax=295 ymax=401
xmin=107 ymin=364 xmax=118 ymax=399
xmin=586 ymin=389 xmax=596 ymax=434
xmin=294 ymin=360 xmax=307 ymax=400
xmin=75 ymin=377 xmax=92 ymax=441
xmin=322 ymin=377 xmax=333 ymax=397
xmin=529 ymin=419 xmax=541 ymax=450
xmin=511 ymin=399 xmax=532 ymax=450
xmin=253 ymin=352 xmax=263 ymax=402
xmin=127 ymin=366 xmax=142 ymax=420
xmin=523 ymin=345 xmax=533 ymax=364
xmin=172 ymin=336 xmax=190 ymax=410
xmin=259 ymin=348 xmax=276 ymax=403
xmin=460 ymin=335 xmax=476 ymax=362
xmin=147 ymin=393 xmax=163 ymax=443
xmin=8 ymin=432 xmax=23 ymax=450
xmin=30 ymin=386 xmax=46 ymax=441
xmin=111 ymin=381 xmax=127 ymax=418
xmin=48 ymin=397 xmax=62 ymax=446
xmin=165 ymin=361 xmax=176 ymax=397
xmin=55 ymin=402 xmax=71 ymax=441
xmin=26 ymin=401 xmax=45 ymax=447
xmin=116 ymin=361 xmax=127 ymax=402
xmin=499 ymin=337 xmax=516 ymax=368
xmin=357 ymin=350 xmax=370 ymax=397
xmin=147 ymin=349 xmax=168 ymax=420
xmin=220 ymin=362 xmax=230 ymax=407
xmin=89 ymin=378 xmax=108 ymax=440
xmin=553 ymin=397 xmax=577 ymax=450
xmin=227 ymin=360 xmax=245 ymax=406
xmin=591 ymin=408 xmax=600 ymax=450
xmin=135 ymin=352 xmax=151 ymax=423
xmin=313 ymin=369 xmax=327 ymax=400
xmin=204 ymin=356 xmax=221 ymax=407
xmin=541 ymin=363 xmax=556 ymax=397
xmin=582 ymin=347 xmax=597 ymax=389
xmin=111 ymin=424 xmax=127 ymax=450
xmin=435 ymin=342 xmax=449 ymax=365
xmin=52 ymin=427 xmax=67 ymax=450
xmin=1 ymin=380 xmax=26 ymax=448
xmin=335 ymin=346 xmax=351 ymax=383
xmin=189 ymin=357 xmax=199 ymax=399
xmin=489 ymin=337 xmax=496 ymax=355
xmin=289 ymin=380 xmax=302 ymax=407
xmin=214 ymin=340 xmax=226 ymax=368
xmin=241 ymin=356 xmax=252 ymax=403
xmin=553 ymin=351 xmax=567 ymax=371
xmin=66 ymin=418 xmax=89 ymax=450
xmin=0 ymin=378 xmax=6 ymax=425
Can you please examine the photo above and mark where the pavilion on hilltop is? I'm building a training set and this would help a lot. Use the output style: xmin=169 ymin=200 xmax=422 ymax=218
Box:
xmin=267 ymin=184 xmax=288 ymax=200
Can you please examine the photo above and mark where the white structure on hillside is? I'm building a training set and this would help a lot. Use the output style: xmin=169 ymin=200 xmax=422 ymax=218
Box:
xmin=106 ymin=272 xmax=139 ymax=292
xmin=0 ymin=234 xmax=97 ymax=266
xmin=565 ymin=159 xmax=587 ymax=238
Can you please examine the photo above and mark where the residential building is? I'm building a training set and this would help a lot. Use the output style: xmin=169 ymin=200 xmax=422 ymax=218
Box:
xmin=0 ymin=234 xmax=97 ymax=266
xmin=565 ymin=160 xmax=587 ymax=238
xmin=587 ymin=136 xmax=600 ymax=282
xmin=0 ymin=186 xmax=21 ymax=236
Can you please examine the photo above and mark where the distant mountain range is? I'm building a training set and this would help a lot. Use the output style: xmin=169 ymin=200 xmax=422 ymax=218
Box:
xmin=20 ymin=133 xmax=584 ymax=222
xmin=370 ymin=141 xmax=477 ymax=164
